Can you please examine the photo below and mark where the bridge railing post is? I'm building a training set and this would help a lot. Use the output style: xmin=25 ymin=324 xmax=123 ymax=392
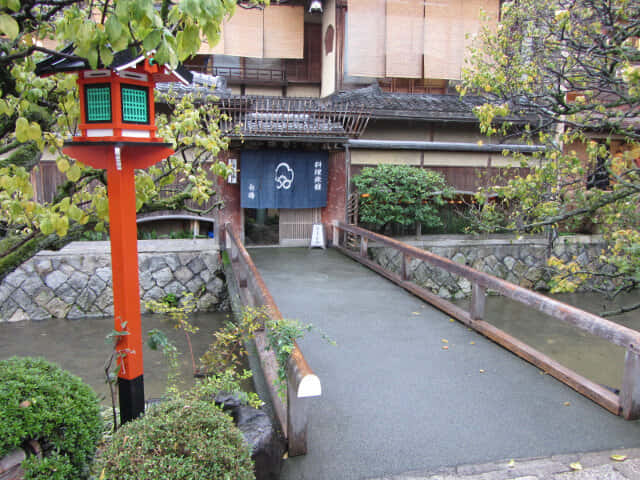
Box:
xmin=621 ymin=350 xmax=640 ymax=420
xmin=360 ymin=236 xmax=368 ymax=258
xmin=286 ymin=348 xmax=321 ymax=456
xmin=470 ymin=283 xmax=486 ymax=321
xmin=332 ymin=221 xmax=340 ymax=247
xmin=401 ymin=254 xmax=409 ymax=281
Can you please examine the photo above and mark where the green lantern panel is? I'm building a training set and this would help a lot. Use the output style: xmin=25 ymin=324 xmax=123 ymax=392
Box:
xmin=85 ymin=85 xmax=112 ymax=123
xmin=121 ymin=85 xmax=149 ymax=124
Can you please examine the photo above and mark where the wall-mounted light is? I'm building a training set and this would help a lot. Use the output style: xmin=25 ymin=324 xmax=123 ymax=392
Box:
xmin=309 ymin=0 xmax=323 ymax=13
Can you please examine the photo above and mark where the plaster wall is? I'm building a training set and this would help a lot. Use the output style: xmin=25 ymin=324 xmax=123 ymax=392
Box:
xmin=321 ymin=0 xmax=337 ymax=97
xmin=287 ymin=85 xmax=321 ymax=97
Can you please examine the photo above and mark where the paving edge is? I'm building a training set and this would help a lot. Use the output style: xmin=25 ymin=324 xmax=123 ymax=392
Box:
xmin=368 ymin=448 xmax=640 ymax=480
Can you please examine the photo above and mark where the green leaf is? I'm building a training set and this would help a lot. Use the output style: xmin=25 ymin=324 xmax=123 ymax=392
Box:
xmin=143 ymin=30 xmax=162 ymax=51
xmin=0 ymin=13 xmax=19 ymax=40
xmin=105 ymin=15 xmax=123 ymax=42
xmin=56 ymin=157 xmax=70 ymax=173
xmin=67 ymin=164 xmax=81 ymax=182
xmin=15 ymin=117 xmax=29 ymax=142
xmin=67 ymin=205 xmax=84 ymax=222
xmin=7 ymin=0 xmax=19 ymax=12
xmin=27 ymin=122 xmax=41 ymax=142
xmin=99 ymin=46 xmax=114 ymax=69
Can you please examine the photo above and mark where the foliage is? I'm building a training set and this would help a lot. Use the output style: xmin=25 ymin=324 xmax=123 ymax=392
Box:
xmin=146 ymin=292 xmax=198 ymax=375
xmin=461 ymin=0 xmax=640 ymax=313
xmin=95 ymin=399 xmax=255 ymax=480
xmin=0 ymin=357 xmax=102 ymax=480
xmin=0 ymin=0 xmax=268 ymax=279
xmin=200 ymin=307 xmax=263 ymax=375
xmin=147 ymin=328 xmax=183 ymax=397
xmin=352 ymin=164 xmax=453 ymax=233
xmin=264 ymin=317 xmax=314 ymax=401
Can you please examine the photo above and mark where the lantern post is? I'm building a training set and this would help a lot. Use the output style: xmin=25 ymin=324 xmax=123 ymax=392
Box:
xmin=37 ymin=51 xmax=192 ymax=423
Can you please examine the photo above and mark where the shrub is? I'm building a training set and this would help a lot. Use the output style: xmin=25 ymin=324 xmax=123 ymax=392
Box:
xmin=0 ymin=356 xmax=102 ymax=480
xmin=352 ymin=164 xmax=453 ymax=233
xmin=97 ymin=399 xmax=255 ymax=480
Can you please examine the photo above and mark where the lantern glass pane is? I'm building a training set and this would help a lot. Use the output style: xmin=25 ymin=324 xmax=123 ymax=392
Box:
xmin=85 ymin=85 xmax=112 ymax=123
xmin=121 ymin=86 xmax=149 ymax=124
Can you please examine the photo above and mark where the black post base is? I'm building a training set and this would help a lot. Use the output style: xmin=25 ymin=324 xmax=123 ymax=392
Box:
xmin=118 ymin=375 xmax=145 ymax=424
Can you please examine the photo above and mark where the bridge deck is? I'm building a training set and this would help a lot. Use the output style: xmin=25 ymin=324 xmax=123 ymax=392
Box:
xmin=249 ymin=247 xmax=640 ymax=480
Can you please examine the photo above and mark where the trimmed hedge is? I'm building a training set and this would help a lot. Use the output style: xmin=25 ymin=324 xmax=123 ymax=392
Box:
xmin=0 ymin=356 xmax=102 ymax=480
xmin=97 ymin=399 xmax=255 ymax=480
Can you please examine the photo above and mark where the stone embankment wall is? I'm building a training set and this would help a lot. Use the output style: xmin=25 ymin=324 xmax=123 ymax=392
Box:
xmin=0 ymin=239 xmax=227 ymax=323
xmin=370 ymin=235 xmax=608 ymax=299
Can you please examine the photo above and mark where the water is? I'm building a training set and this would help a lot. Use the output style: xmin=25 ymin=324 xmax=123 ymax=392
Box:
xmin=455 ymin=290 xmax=640 ymax=390
xmin=0 ymin=311 xmax=235 ymax=404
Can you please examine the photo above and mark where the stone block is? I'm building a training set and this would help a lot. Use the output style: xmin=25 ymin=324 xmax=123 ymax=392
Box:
xmin=34 ymin=289 xmax=55 ymax=308
xmin=200 ymin=269 xmax=213 ymax=283
xmin=165 ymin=254 xmax=181 ymax=271
xmin=95 ymin=266 xmax=112 ymax=283
xmin=0 ymin=283 xmax=12 ymax=304
xmin=4 ymin=270 xmax=26 ymax=288
xmin=76 ymin=287 xmax=98 ymax=312
xmin=553 ymin=464 xmax=626 ymax=480
xmin=164 ymin=281 xmax=186 ymax=297
xmin=206 ymin=276 xmax=225 ymax=293
xmin=45 ymin=298 xmax=71 ymax=318
xmin=88 ymin=275 xmax=107 ymax=295
xmin=143 ymin=286 xmax=165 ymax=302
xmin=186 ymin=276 xmax=205 ymax=294
xmin=0 ymin=298 xmax=19 ymax=321
xmin=503 ymin=256 xmax=516 ymax=271
xmin=9 ymin=308 xmax=29 ymax=323
xmin=21 ymin=276 xmax=44 ymax=296
xmin=45 ymin=270 xmax=68 ymax=291
xmin=201 ymin=252 xmax=221 ymax=272
xmin=139 ymin=269 xmax=155 ymax=291
xmin=174 ymin=266 xmax=194 ymax=284
xmin=613 ymin=458 xmax=640 ymax=478
xmin=34 ymin=258 xmax=53 ymax=275
xmin=67 ymin=271 xmax=89 ymax=292
xmin=153 ymin=267 xmax=173 ymax=287
xmin=187 ymin=256 xmax=207 ymax=274
xmin=146 ymin=256 xmax=167 ymax=273
xmin=198 ymin=292 xmax=220 ymax=311
xmin=67 ymin=305 xmax=86 ymax=319
xmin=452 ymin=252 xmax=467 ymax=265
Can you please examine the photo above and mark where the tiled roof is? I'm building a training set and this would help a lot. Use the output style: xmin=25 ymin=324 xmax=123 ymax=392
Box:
xmin=325 ymin=84 xmax=489 ymax=122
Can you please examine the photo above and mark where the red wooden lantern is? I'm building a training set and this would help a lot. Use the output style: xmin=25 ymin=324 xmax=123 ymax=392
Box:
xmin=37 ymin=49 xmax=192 ymax=423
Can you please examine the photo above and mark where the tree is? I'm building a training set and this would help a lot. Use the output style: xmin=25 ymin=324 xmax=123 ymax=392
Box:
xmin=352 ymin=164 xmax=453 ymax=235
xmin=0 ymin=0 xmax=263 ymax=280
xmin=461 ymin=0 xmax=640 ymax=314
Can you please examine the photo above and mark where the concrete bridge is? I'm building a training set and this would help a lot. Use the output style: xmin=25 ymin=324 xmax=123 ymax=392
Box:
xmin=223 ymin=224 xmax=640 ymax=480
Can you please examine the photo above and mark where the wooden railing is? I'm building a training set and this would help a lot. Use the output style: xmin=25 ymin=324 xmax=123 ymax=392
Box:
xmin=224 ymin=223 xmax=321 ymax=456
xmin=332 ymin=221 xmax=640 ymax=420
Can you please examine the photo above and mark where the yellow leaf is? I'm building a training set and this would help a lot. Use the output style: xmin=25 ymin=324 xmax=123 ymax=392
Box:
xmin=449 ymin=318 xmax=455 ymax=322
xmin=611 ymin=454 xmax=627 ymax=462
xmin=470 ymin=341 xmax=475 ymax=345
xmin=507 ymin=459 xmax=515 ymax=468
xmin=479 ymin=369 xmax=485 ymax=373
xmin=570 ymin=462 xmax=582 ymax=471
xmin=412 ymin=312 xmax=420 ymax=315
xmin=99 ymin=468 xmax=105 ymax=480
xmin=564 ymin=401 xmax=571 ymax=406
xmin=442 ymin=339 xmax=448 ymax=343
xmin=442 ymin=345 xmax=449 ymax=350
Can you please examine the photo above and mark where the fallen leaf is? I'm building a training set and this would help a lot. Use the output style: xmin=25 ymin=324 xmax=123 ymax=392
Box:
xmin=442 ymin=339 xmax=449 ymax=343
xmin=479 ymin=369 xmax=485 ymax=373
xmin=19 ymin=400 xmax=31 ymax=408
xmin=564 ymin=401 xmax=571 ymax=406
xmin=442 ymin=345 xmax=449 ymax=350
xmin=570 ymin=462 xmax=582 ymax=471
xmin=507 ymin=459 xmax=515 ymax=468
xmin=412 ymin=312 xmax=421 ymax=315
xmin=611 ymin=454 xmax=627 ymax=462
xmin=449 ymin=318 xmax=455 ymax=322
xmin=282 ymin=452 xmax=288 ymax=460
xmin=470 ymin=341 xmax=475 ymax=345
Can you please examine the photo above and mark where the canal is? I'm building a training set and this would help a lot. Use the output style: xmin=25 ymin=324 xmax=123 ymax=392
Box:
xmin=455 ymin=290 xmax=640 ymax=390
xmin=0 ymin=311 xmax=230 ymax=403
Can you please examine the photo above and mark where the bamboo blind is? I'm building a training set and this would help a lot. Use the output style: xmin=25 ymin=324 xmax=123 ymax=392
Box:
xmin=197 ymin=6 xmax=304 ymax=59
xmin=264 ymin=5 xmax=304 ymax=59
xmin=346 ymin=0 xmax=498 ymax=81
xmin=279 ymin=208 xmax=322 ymax=242
xmin=385 ymin=0 xmax=424 ymax=78
xmin=346 ymin=0 xmax=386 ymax=77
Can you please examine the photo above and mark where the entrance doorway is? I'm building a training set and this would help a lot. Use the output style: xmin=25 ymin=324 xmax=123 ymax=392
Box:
xmin=279 ymin=208 xmax=321 ymax=246
xmin=244 ymin=208 xmax=321 ymax=246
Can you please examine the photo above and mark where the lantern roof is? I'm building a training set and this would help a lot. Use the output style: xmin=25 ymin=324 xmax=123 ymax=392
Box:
xmin=35 ymin=45 xmax=193 ymax=85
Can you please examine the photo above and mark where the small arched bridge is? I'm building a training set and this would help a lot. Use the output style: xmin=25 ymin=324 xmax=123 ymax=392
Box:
xmin=223 ymin=222 xmax=640 ymax=480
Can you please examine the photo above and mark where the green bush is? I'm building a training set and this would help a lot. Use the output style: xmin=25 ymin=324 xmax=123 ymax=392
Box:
xmin=97 ymin=399 xmax=255 ymax=480
xmin=0 ymin=357 xmax=102 ymax=480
